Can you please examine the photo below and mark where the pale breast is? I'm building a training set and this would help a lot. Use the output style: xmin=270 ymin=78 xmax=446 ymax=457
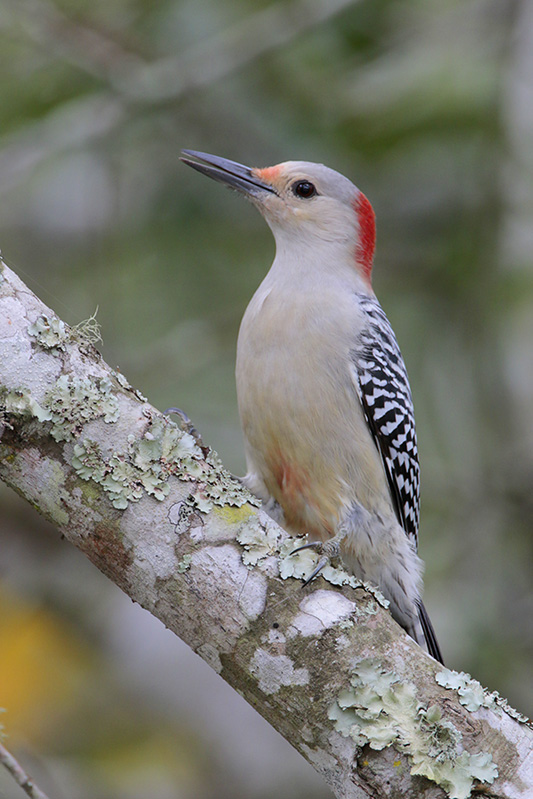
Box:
xmin=236 ymin=283 xmax=393 ymax=538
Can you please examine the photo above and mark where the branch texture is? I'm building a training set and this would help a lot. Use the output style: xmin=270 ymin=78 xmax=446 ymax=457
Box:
xmin=0 ymin=742 xmax=50 ymax=799
xmin=0 ymin=260 xmax=532 ymax=799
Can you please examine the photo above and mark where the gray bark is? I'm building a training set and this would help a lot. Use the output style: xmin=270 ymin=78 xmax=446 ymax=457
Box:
xmin=1 ymin=259 xmax=532 ymax=799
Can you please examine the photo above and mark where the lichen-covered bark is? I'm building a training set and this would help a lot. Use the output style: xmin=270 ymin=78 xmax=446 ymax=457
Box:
xmin=1 ymin=259 xmax=532 ymax=799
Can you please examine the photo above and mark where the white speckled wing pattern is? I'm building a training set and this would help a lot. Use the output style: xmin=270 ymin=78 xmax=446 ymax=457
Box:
xmin=351 ymin=294 xmax=420 ymax=547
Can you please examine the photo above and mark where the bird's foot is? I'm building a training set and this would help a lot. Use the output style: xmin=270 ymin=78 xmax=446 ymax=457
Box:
xmin=291 ymin=536 xmax=344 ymax=586
xmin=164 ymin=407 xmax=203 ymax=446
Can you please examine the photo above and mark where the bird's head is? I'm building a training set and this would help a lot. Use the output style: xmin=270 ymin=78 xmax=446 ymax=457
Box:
xmin=181 ymin=150 xmax=376 ymax=285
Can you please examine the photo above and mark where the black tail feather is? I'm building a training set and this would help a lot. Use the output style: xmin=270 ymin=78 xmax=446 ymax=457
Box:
xmin=417 ymin=600 xmax=444 ymax=664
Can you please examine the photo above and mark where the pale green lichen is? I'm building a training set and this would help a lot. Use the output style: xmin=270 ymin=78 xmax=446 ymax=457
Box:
xmin=112 ymin=369 xmax=147 ymax=402
xmin=72 ymin=429 xmax=173 ymax=509
xmin=28 ymin=313 xmax=69 ymax=352
xmin=435 ymin=670 xmax=487 ymax=713
xmin=169 ymin=500 xmax=199 ymax=535
xmin=1 ymin=387 xmax=52 ymax=422
xmin=43 ymin=374 xmax=119 ymax=442
xmin=71 ymin=438 xmax=104 ymax=480
xmin=338 ymin=618 xmax=355 ymax=630
xmin=177 ymin=554 xmax=192 ymax=573
xmin=115 ymin=372 xmax=130 ymax=389
xmin=329 ymin=658 xmax=498 ymax=799
xmin=29 ymin=310 xmax=103 ymax=353
xmin=436 ymin=668 xmax=531 ymax=724
xmin=202 ymin=449 xmax=258 ymax=509
xmin=131 ymin=421 xmax=200 ymax=476
xmin=130 ymin=416 xmax=255 ymax=512
xmin=4 ymin=357 xmax=255 ymax=514
xmin=279 ymin=537 xmax=330 ymax=581
xmin=278 ymin=537 xmax=389 ymax=609
xmin=237 ymin=515 xmax=283 ymax=566
xmin=72 ymin=439 xmax=144 ymax=508
xmin=190 ymin=489 xmax=213 ymax=514
xmin=72 ymin=413 xmax=256 ymax=512
xmin=70 ymin=307 xmax=102 ymax=347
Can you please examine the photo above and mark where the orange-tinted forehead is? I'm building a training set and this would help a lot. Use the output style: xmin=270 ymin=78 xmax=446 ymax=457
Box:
xmin=253 ymin=165 xmax=282 ymax=184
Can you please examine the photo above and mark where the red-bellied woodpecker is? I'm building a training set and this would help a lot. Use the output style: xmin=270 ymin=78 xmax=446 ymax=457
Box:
xmin=181 ymin=150 xmax=443 ymax=663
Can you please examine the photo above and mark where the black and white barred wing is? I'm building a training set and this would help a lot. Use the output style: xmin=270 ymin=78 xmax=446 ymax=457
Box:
xmin=351 ymin=294 xmax=420 ymax=546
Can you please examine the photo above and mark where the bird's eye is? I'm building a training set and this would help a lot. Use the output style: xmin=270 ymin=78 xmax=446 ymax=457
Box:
xmin=292 ymin=180 xmax=317 ymax=199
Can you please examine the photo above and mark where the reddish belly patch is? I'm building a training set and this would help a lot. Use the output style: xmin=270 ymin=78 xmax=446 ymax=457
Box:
xmin=269 ymin=452 xmax=332 ymax=540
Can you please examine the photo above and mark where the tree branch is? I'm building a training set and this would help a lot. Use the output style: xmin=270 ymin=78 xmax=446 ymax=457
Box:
xmin=0 ymin=258 xmax=532 ymax=799
xmin=0 ymin=742 xmax=50 ymax=799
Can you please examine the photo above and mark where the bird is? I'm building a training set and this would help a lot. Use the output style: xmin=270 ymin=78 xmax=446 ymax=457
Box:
xmin=181 ymin=149 xmax=443 ymax=663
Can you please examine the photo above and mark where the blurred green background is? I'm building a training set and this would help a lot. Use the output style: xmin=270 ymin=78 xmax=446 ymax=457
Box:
xmin=1 ymin=0 xmax=533 ymax=797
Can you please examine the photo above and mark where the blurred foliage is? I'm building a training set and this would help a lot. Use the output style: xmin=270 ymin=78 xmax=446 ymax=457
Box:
xmin=1 ymin=0 xmax=533 ymax=797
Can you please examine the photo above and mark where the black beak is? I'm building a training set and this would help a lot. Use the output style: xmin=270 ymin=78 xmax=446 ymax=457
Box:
xmin=180 ymin=150 xmax=277 ymax=197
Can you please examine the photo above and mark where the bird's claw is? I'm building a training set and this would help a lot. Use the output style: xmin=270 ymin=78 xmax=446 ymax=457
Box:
xmin=290 ymin=540 xmax=342 ymax=585
xmin=164 ymin=407 xmax=203 ymax=446
xmin=302 ymin=555 xmax=330 ymax=586
xmin=290 ymin=541 xmax=321 ymax=556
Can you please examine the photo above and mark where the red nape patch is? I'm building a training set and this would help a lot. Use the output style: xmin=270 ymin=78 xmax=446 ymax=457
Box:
xmin=353 ymin=191 xmax=376 ymax=284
